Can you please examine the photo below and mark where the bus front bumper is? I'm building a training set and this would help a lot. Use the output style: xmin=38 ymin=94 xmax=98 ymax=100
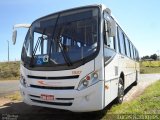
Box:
xmin=19 ymin=81 xmax=104 ymax=112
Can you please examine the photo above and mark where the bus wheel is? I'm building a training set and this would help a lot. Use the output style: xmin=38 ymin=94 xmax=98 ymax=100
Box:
xmin=133 ymin=71 xmax=138 ymax=86
xmin=116 ymin=78 xmax=124 ymax=104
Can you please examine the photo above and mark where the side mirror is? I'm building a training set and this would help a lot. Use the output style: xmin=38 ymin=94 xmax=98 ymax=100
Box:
xmin=12 ymin=24 xmax=31 ymax=45
xmin=12 ymin=30 xmax=17 ymax=45
xmin=108 ymin=19 xmax=116 ymax=37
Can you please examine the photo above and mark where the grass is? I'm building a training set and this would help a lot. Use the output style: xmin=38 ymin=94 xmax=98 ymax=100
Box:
xmin=0 ymin=61 xmax=20 ymax=80
xmin=102 ymin=80 xmax=160 ymax=120
xmin=141 ymin=61 xmax=160 ymax=67
xmin=140 ymin=61 xmax=160 ymax=74
xmin=4 ymin=91 xmax=21 ymax=101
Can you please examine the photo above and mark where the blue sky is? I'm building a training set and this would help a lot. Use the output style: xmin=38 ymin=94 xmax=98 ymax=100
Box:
xmin=0 ymin=0 xmax=160 ymax=61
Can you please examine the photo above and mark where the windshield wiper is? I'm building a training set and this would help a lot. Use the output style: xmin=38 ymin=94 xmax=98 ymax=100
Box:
xmin=30 ymin=36 xmax=43 ymax=67
xmin=49 ymin=13 xmax=72 ymax=66
xmin=57 ymin=36 xmax=72 ymax=66
xmin=30 ymin=29 xmax=46 ymax=67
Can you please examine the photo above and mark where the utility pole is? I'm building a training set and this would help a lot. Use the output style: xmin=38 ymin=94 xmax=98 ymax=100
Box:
xmin=7 ymin=40 xmax=9 ymax=62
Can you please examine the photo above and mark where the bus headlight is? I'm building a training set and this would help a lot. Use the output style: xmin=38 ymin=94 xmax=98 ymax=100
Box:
xmin=77 ymin=71 xmax=99 ymax=91
xmin=20 ymin=74 xmax=27 ymax=87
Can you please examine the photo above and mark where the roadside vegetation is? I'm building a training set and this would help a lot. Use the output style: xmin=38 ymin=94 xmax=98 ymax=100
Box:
xmin=102 ymin=80 xmax=160 ymax=120
xmin=4 ymin=91 xmax=21 ymax=101
xmin=0 ymin=61 xmax=20 ymax=80
xmin=140 ymin=61 xmax=160 ymax=74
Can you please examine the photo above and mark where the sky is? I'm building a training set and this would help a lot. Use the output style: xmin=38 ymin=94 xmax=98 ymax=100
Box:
xmin=0 ymin=0 xmax=160 ymax=61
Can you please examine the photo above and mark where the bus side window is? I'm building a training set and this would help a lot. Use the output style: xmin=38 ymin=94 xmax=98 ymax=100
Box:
xmin=137 ymin=50 xmax=139 ymax=61
xmin=133 ymin=47 xmax=136 ymax=60
xmin=117 ymin=27 xmax=126 ymax=55
xmin=108 ymin=37 xmax=115 ymax=50
xmin=132 ymin=45 xmax=135 ymax=60
xmin=125 ymin=37 xmax=131 ymax=57
xmin=116 ymin=27 xmax=120 ymax=53
xmin=103 ymin=20 xmax=107 ymax=45
xmin=123 ymin=34 xmax=127 ymax=56
xmin=129 ymin=42 xmax=134 ymax=59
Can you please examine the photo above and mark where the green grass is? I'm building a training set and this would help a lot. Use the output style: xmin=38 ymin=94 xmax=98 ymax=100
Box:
xmin=141 ymin=61 xmax=160 ymax=67
xmin=4 ymin=91 xmax=21 ymax=101
xmin=0 ymin=61 xmax=20 ymax=80
xmin=102 ymin=80 xmax=160 ymax=120
xmin=140 ymin=61 xmax=160 ymax=74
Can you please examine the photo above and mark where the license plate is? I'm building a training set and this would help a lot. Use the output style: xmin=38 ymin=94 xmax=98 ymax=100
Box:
xmin=41 ymin=94 xmax=54 ymax=101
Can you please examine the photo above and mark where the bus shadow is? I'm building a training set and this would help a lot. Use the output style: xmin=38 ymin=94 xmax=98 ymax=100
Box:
xmin=0 ymin=102 xmax=110 ymax=120
xmin=124 ymin=83 xmax=135 ymax=95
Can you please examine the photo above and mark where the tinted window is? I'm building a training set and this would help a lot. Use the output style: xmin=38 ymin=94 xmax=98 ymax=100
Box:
xmin=130 ymin=42 xmax=134 ymax=59
xmin=133 ymin=47 xmax=136 ymax=60
xmin=118 ymin=27 xmax=126 ymax=55
xmin=136 ymin=50 xmax=139 ymax=61
xmin=109 ymin=37 xmax=115 ymax=49
xmin=125 ymin=36 xmax=131 ymax=57
xmin=116 ymin=27 xmax=120 ymax=53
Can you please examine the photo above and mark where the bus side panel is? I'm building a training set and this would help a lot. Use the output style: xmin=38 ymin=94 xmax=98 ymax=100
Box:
xmin=118 ymin=55 xmax=136 ymax=89
xmin=126 ymin=59 xmax=136 ymax=88
xmin=94 ymin=49 xmax=105 ymax=110
xmin=104 ymin=54 xmax=119 ymax=107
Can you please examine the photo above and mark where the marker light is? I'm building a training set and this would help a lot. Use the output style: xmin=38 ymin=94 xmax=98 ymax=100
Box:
xmin=83 ymin=80 xmax=89 ymax=86
xmin=93 ymin=72 xmax=98 ymax=78
xmin=86 ymin=75 xmax=91 ymax=80
xmin=20 ymin=74 xmax=27 ymax=87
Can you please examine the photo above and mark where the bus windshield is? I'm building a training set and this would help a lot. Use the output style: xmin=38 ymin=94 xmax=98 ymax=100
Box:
xmin=21 ymin=7 xmax=99 ymax=70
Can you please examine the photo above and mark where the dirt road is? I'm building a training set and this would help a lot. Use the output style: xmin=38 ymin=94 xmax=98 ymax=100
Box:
xmin=0 ymin=74 xmax=160 ymax=120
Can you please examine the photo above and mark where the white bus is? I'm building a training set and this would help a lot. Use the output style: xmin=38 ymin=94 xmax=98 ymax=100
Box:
xmin=12 ymin=4 xmax=139 ymax=112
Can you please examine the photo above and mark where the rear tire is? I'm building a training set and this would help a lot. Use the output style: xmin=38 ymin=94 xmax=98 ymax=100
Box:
xmin=116 ymin=78 xmax=124 ymax=104
xmin=133 ymin=71 xmax=138 ymax=86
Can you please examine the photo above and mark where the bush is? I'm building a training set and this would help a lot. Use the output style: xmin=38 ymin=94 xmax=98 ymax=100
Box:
xmin=0 ymin=61 xmax=20 ymax=80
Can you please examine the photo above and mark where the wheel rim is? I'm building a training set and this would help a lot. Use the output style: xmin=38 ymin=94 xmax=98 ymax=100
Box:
xmin=118 ymin=81 xmax=124 ymax=103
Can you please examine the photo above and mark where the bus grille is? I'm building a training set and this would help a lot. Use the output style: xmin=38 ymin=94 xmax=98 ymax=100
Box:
xmin=30 ymin=84 xmax=74 ymax=90
xmin=28 ymin=75 xmax=79 ymax=80
xmin=30 ymin=99 xmax=72 ymax=106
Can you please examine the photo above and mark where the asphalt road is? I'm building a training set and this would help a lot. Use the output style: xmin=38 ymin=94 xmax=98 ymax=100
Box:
xmin=0 ymin=80 xmax=19 ymax=97
xmin=124 ymin=73 xmax=160 ymax=102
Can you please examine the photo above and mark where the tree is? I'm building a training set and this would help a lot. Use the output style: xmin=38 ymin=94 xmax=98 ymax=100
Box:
xmin=150 ymin=54 xmax=158 ymax=60
xmin=141 ymin=55 xmax=150 ymax=60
